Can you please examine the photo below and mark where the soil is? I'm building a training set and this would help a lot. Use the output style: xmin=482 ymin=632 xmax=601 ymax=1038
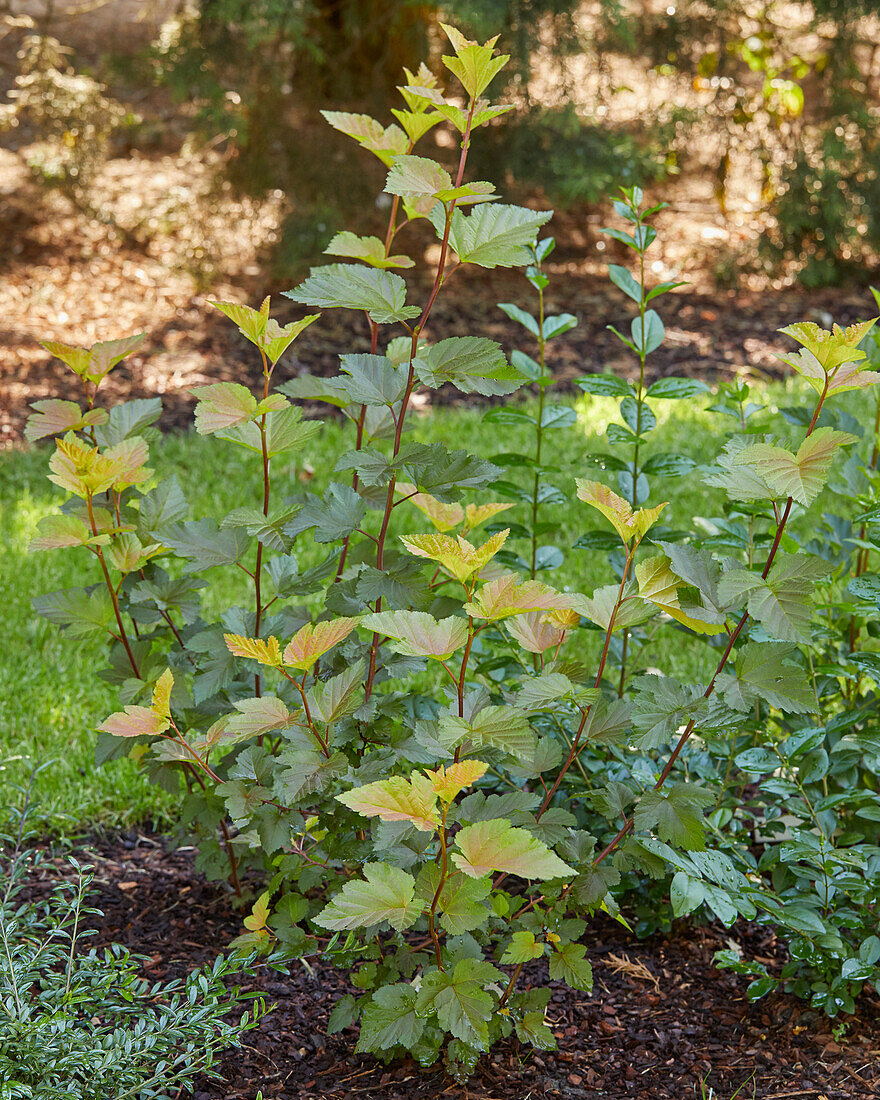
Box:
xmin=24 ymin=830 xmax=880 ymax=1100
xmin=1 ymin=140 xmax=877 ymax=449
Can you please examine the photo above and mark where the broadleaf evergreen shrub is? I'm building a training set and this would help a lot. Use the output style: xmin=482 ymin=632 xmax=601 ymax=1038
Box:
xmin=27 ymin=24 xmax=880 ymax=1076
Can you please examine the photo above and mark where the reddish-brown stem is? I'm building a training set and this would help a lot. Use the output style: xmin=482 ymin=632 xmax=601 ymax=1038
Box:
xmin=85 ymin=493 xmax=140 ymax=678
xmin=536 ymin=548 xmax=634 ymax=817
xmin=591 ymin=386 xmax=832 ymax=867
xmin=498 ymin=962 xmax=524 ymax=1009
xmin=364 ymin=102 xmax=478 ymax=701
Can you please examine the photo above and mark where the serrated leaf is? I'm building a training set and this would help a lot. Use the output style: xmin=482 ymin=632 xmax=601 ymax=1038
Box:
xmin=575 ymin=479 xmax=666 ymax=543
xmin=161 ymin=519 xmax=250 ymax=572
xmin=363 ymin=610 xmax=467 ymax=660
xmin=385 ymin=155 xmax=451 ymax=211
xmin=337 ymin=772 xmax=440 ymax=831
xmin=445 ymin=205 xmax=552 ymax=269
xmin=282 ymin=617 xmax=360 ymax=671
xmin=325 ymin=230 xmax=414 ymax=269
xmin=191 ymin=382 xmax=258 ymax=434
xmin=25 ymin=399 xmax=108 ymax=442
xmin=414 ymin=958 xmax=499 ymax=1048
xmin=227 ymin=696 xmax=294 ymax=738
xmin=719 ymin=641 xmax=813 ymax=713
xmin=630 ymin=676 xmax=707 ymax=749
xmin=32 ymin=585 xmax=114 ymax=638
xmin=151 ymin=668 xmax=174 ymax=718
xmin=321 ymin=111 xmax=408 ymax=166
xmin=306 ymin=663 xmax=364 ymax=725
xmin=502 ymin=930 xmax=547 ymax=963
xmin=506 ymin=611 xmax=568 ymax=653
xmin=356 ymin=984 xmax=423 ymax=1053
xmin=97 ymin=705 xmax=169 ymax=739
xmin=440 ymin=22 xmax=509 ymax=98
xmin=452 ymin=818 xmax=573 ymax=880
xmin=400 ymin=530 xmax=508 ymax=583
xmin=440 ymin=705 xmax=535 ymax=759
xmin=732 ymin=427 xmax=856 ymax=505
xmin=417 ymin=866 xmax=492 ymax=934
xmin=633 ymin=783 xmax=714 ymax=850
xmin=284 ymin=265 xmax=419 ymax=324
xmin=426 ymin=759 xmax=488 ymax=802
xmin=224 ymin=633 xmax=284 ymax=666
xmin=29 ymin=513 xmax=102 ymax=553
xmin=548 ymin=943 xmax=593 ymax=991
xmin=464 ymin=576 xmax=574 ymax=622
xmin=315 ymin=862 xmax=422 ymax=931
xmin=414 ymin=336 xmax=522 ymax=396
xmin=338 ymin=354 xmax=407 ymax=406
xmin=286 ymin=482 xmax=367 ymax=543
xmin=399 ymin=443 xmax=501 ymax=502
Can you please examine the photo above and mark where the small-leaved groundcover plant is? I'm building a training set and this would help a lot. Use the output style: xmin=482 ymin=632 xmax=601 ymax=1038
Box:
xmin=26 ymin=24 xmax=880 ymax=1079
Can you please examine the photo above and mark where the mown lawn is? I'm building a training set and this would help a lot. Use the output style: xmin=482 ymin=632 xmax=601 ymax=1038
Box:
xmin=0 ymin=377 xmax=860 ymax=830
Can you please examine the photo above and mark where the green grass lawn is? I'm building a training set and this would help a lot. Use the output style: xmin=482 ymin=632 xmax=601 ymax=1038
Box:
xmin=0 ymin=377 xmax=862 ymax=831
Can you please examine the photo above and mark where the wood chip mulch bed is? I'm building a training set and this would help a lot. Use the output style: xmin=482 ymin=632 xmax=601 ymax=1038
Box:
xmin=24 ymin=831 xmax=880 ymax=1100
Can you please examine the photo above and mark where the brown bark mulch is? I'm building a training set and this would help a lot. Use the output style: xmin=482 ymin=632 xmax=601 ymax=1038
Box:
xmin=24 ymin=831 xmax=880 ymax=1100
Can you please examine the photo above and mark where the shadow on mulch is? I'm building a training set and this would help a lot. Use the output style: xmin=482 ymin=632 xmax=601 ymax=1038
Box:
xmin=24 ymin=830 xmax=880 ymax=1100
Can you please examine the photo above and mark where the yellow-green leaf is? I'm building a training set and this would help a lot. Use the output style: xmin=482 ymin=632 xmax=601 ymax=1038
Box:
xmin=336 ymin=773 xmax=440 ymax=832
xmin=452 ymin=819 xmax=574 ymax=880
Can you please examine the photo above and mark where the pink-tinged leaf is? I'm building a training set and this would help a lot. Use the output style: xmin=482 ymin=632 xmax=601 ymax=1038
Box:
xmin=97 ymin=705 xmax=169 ymax=739
xmin=282 ymin=617 xmax=360 ymax=671
xmin=85 ymin=335 xmax=146 ymax=383
xmin=464 ymin=576 xmax=574 ymax=622
xmin=103 ymin=436 xmax=152 ymax=491
xmin=227 ymin=695 xmax=295 ymax=738
xmin=336 ymin=773 xmax=440 ymax=832
xmin=733 ymin=427 xmax=856 ymax=506
xmin=191 ymin=382 xmax=259 ymax=434
xmin=362 ymin=610 xmax=468 ymax=660
xmin=29 ymin=514 xmax=96 ymax=553
xmin=41 ymin=340 xmax=91 ymax=376
xmin=24 ymin=400 xmax=108 ymax=442
xmin=506 ymin=611 xmax=567 ymax=653
xmin=452 ymin=819 xmax=574 ymax=881
xmin=426 ymin=759 xmax=488 ymax=803
xmin=224 ymin=633 xmax=284 ymax=666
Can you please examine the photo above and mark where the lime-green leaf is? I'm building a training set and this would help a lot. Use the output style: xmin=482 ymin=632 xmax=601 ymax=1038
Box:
xmin=439 ymin=23 xmax=509 ymax=98
xmin=362 ymin=609 xmax=468 ymax=660
xmin=336 ymin=772 xmax=440 ymax=832
xmin=325 ymin=230 xmax=414 ymax=269
xmin=732 ymin=427 xmax=856 ymax=505
xmin=501 ymin=930 xmax=547 ymax=963
xmin=314 ymin=862 xmax=422 ymax=931
xmin=452 ymin=818 xmax=574 ymax=880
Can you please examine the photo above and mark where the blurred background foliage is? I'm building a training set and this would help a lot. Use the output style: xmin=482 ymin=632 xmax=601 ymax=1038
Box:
xmin=1 ymin=0 xmax=879 ymax=286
